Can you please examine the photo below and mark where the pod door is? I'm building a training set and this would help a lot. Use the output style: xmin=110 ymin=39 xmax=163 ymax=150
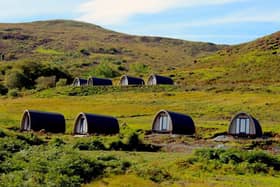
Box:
xmin=235 ymin=117 xmax=250 ymax=135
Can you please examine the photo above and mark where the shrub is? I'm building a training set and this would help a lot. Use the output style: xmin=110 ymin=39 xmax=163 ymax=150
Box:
xmin=0 ymin=129 xmax=6 ymax=138
xmin=80 ymin=49 xmax=90 ymax=56
xmin=5 ymin=70 xmax=29 ymax=89
xmin=219 ymin=150 xmax=243 ymax=164
xmin=0 ymin=146 xmax=130 ymax=186
xmin=56 ymin=78 xmax=67 ymax=87
xmin=117 ymin=65 xmax=127 ymax=71
xmin=130 ymin=63 xmax=150 ymax=74
xmin=127 ymin=132 xmax=142 ymax=147
xmin=9 ymin=61 xmax=71 ymax=89
xmin=73 ymin=139 xmax=106 ymax=151
xmin=93 ymin=63 xmax=119 ymax=78
xmin=35 ymin=76 xmax=56 ymax=89
xmin=49 ymin=138 xmax=65 ymax=147
xmin=186 ymin=148 xmax=280 ymax=175
xmin=16 ymin=134 xmax=44 ymax=146
xmin=0 ymin=137 xmax=28 ymax=154
xmin=136 ymin=167 xmax=172 ymax=183
xmin=109 ymin=140 xmax=126 ymax=151
xmin=7 ymin=89 xmax=20 ymax=98
xmin=194 ymin=148 xmax=224 ymax=160
xmin=0 ymin=84 xmax=8 ymax=95
xmin=245 ymin=151 xmax=280 ymax=170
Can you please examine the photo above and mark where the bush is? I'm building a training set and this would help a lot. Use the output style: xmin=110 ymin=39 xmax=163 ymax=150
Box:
xmin=109 ymin=140 xmax=126 ymax=151
xmin=35 ymin=76 xmax=56 ymax=89
xmin=245 ymin=151 xmax=280 ymax=170
xmin=80 ymin=49 xmax=90 ymax=56
xmin=93 ymin=63 xmax=120 ymax=78
xmin=130 ymin=63 xmax=150 ymax=74
xmin=136 ymin=167 xmax=172 ymax=183
xmin=5 ymin=61 xmax=72 ymax=90
xmin=127 ymin=132 xmax=142 ymax=148
xmin=0 ymin=137 xmax=28 ymax=154
xmin=0 ymin=84 xmax=8 ymax=95
xmin=49 ymin=138 xmax=65 ymax=147
xmin=0 ymin=145 xmax=130 ymax=186
xmin=186 ymin=148 xmax=280 ymax=175
xmin=73 ymin=139 xmax=106 ymax=151
xmin=0 ymin=129 xmax=6 ymax=138
xmin=5 ymin=70 xmax=29 ymax=89
xmin=16 ymin=134 xmax=44 ymax=146
xmin=56 ymin=78 xmax=67 ymax=87
xmin=7 ymin=89 xmax=20 ymax=98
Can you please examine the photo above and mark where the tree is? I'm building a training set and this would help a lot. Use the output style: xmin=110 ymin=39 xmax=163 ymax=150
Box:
xmin=5 ymin=70 xmax=29 ymax=89
xmin=94 ymin=63 xmax=119 ymax=78
xmin=56 ymin=78 xmax=67 ymax=87
xmin=35 ymin=76 xmax=56 ymax=90
xmin=0 ymin=84 xmax=8 ymax=95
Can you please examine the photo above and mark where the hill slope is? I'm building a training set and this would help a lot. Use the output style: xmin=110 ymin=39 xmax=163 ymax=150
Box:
xmin=179 ymin=31 xmax=280 ymax=88
xmin=0 ymin=20 xmax=279 ymax=89
xmin=0 ymin=20 xmax=224 ymax=77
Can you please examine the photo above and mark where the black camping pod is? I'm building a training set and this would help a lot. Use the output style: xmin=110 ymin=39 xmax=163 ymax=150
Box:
xmin=147 ymin=74 xmax=174 ymax=85
xmin=73 ymin=112 xmax=119 ymax=135
xmin=119 ymin=75 xmax=145 ymax=86
xmin=20 ymin=110 xmax=66 ymax=133
xmin=87 ymin=76 xmax=112 ymax=86
xmin=152 ymin=110 xmax=195 ymax=135
xmin=228 ymin=112 xmax=262 ymax=138
xmin=72 ymin=77 xmax=87 ymax=86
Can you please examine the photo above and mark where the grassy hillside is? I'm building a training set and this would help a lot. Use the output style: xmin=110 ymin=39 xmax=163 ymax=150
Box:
xmin=0 ymin=20 xmax=279 ymax=90
xmin=179 ymin=31 xmax=280 ymax=88
xmin=0 ymin=20 xmax=223 ymax=77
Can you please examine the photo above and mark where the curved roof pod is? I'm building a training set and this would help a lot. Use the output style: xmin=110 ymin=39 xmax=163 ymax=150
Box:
xmin=72 ymin=77 xmax=87 ymax=86
xmin=147 ymin=74 xmax=174 ymax=85
xmin=73 ymin=113 xmax=119 ymax=135
xmin=152 ymin=110 xmax=195 ymax=135
xmin=20 ymin=110 xmax=66 ymax=133
xmin=228 ymin=112 xmax=262 ymax=138
xmin=119 ymin=75 xmax=145 ymax=86
xmin=87 ymin=77 xmax=112 ymax=86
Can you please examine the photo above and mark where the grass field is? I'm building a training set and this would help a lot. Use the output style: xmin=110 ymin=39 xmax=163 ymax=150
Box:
xmin=83 ymin=151 xmax=280 ymax=187
xmin=1 ymin=86 xmax=280 ymax=135
xmin=1 ymin=86 xmax=280 ymax=186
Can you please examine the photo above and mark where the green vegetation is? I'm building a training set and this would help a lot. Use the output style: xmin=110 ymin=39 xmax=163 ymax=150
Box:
xmin=184 ymin=148 xmax=280 ymax=175
xmin=35 ymin=76 xmax=56 ymax=89
xmin=89 ymin=62 xmax=120 ymax=78
xmin=0 ymin=83 xmax=8 ymax=95
xmin=35 ymin=47 xmax=64 ymax=55
xmin=0 ymin=131 xmax=280 ymax=187
xmin=130 ymin=63 xmax=151 ymax=75
xmin=0 ymin=135 xmax=130 ymax=187
xmin=1 ymin=20 xmax=280 ymax=186
xmin=5 ymin=70 xmax=29 ymax=89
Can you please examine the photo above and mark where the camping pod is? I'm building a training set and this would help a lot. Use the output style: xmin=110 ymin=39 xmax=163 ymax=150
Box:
xmin=72 ymin=77 xmax=87 ymax=86
xmin=152 ymin=110 xmax=195 ymax=135
xmin=20 ymin=110 xmax=66 ymax=133
xmin=147 ymin=74 xmax=174 ymax=85
xmin=73 ymin=112 xmax=119 ymax=135
xmin=87 ymin=77 xmax=112 ymax=86
xmin=228 ymin=112 xmax=262 ymax=137
xmin=119 ymin=75 xmax=145 ymax=86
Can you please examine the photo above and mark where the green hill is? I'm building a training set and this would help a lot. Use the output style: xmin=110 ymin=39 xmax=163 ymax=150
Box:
xmin=0 ymin=20 xmax=224 ymax=78
xmin=1 ymin=20 xmax=279 ymax=90
xmin=180 ymin=31 xmax=280 ymax=89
